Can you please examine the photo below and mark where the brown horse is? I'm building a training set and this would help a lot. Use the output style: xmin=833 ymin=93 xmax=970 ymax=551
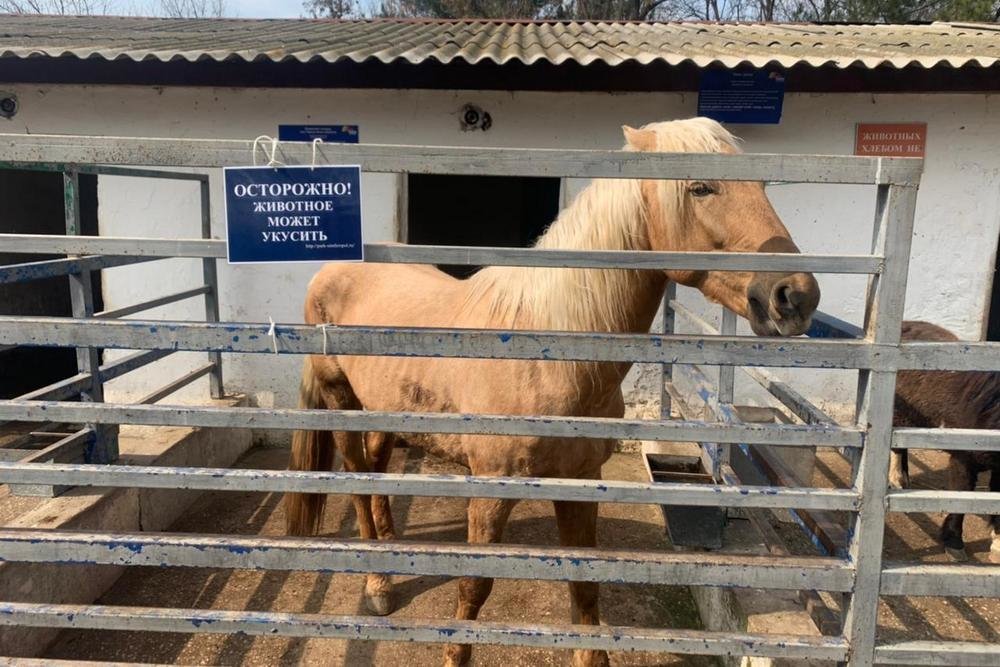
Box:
xmin=890 ymin=321 xmax=1000 ymax=562
xmin=284 ymin=118 xmax=821 ymax=667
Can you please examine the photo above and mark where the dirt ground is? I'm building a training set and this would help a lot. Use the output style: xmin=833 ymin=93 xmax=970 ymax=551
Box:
xmin=25 ymin=440 xmax=1000 ymax=664
xmin=42 ymin=446 xmax=711 ymax=667
xmin=812 ymin=447 xmax=1000 ymax=646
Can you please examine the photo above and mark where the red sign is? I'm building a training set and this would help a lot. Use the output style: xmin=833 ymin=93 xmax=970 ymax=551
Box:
xmin=855 ymin=123 xmax=927 ymax=157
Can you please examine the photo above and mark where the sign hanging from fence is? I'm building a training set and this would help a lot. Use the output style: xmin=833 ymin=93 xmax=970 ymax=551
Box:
xmin=224 ymin=165 xmax=363 ymax=264
xmin=278 ymin=124 xmax=359 ymax=144
xmin=854 ymin=123 xmax=927 ymax=157
xmin=697 ymin=70 xmax=785 ymax=124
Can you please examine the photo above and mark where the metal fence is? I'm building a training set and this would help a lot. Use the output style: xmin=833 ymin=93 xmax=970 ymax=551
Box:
xmin=0 ymin=164 xmax=221 ymax=496
xmin=0 ymin=134 xmax=996 ymax=666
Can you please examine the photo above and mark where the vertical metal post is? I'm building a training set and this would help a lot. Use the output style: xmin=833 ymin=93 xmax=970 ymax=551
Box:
xmin=200 ymin=177 xmax=224 ymax=398
xmin=842 ymin=182 xmax=919 ymax=666
xmin=718 ymin=308 xmax=737 ymax=404
xmin=64 ymin=169 xmax=118 ymax=463
xmin=660 ymin=281 xmax=677 ymax=420
xmin=717 ymin=307 xmax=737 ymax=468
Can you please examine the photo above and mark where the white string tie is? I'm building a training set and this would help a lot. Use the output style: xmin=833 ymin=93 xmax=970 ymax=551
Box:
xmin=252 ymin=135 xmax=283 ymax=168
xmin=311 ymin=138 xmax=323 ymax=170
xmin=267 ymin=316 xmax=278 ymax=354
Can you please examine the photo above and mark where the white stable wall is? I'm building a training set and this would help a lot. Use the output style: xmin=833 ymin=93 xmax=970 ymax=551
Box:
xmin=2 ymin=84 xmax=998 ymax=421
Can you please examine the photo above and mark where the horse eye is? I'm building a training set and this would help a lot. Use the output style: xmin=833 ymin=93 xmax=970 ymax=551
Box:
xmin=689 ymin=182 xmax=715 ymax=197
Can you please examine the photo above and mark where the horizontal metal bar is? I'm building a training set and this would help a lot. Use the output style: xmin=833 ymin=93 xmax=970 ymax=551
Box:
xmin=0 ymin=602 xmax=850 ymax=660
xmin=0 ymin=234 xmax=220 ymax=258
xmin=0 ymin=316 xmax=886 ymax=370
xmin=0 ymin=400 xmax=865 ymax=447
xmin=881 ymin=562 xmax=1000 ymax=597
xmin=0 ymin=529 xmax=854 ymax=590
xmin=1 ymin=661 xmax=173 ymax=667
xmin=875 ymin=640 xmax=1000 ymax=666
xmin=0 ymin=134 xmax=923 ymax=184
xmin=897 ymin=341 xmax=1000 ymax=372
xmin=14 ymin=372 xmax=91 ymax=402
xmin=669 ymin=300 xmax=837 ymax=426
xmin=7 ymin=429 xmax=91 ymax=497
xmin=13 ymin=349 xmax=172 ymax=402
xmin=94 ymin=285 xmax=211 ymax=319
xmin=0 ymin=462 xmax=861 ymax=511
xmin=0 ymin=162 xmax=208 ymax=181
xmin=10 ymin=316 xmax=993 ymax=372
xmin=17 ymin=429 xmax=91 ymax=464
xmin=743 ymin=366 xmax=837 ymax=426
xmin=0 ymin=235 xmax=881 ymax=273
xmin=888 ymin=489 xmax=1000 ymax=514
xmin=137 ymin=363 xmax=215 ymax=404
xmin=82 ymin=165 xmax=208 ymax=181
xmin=0 ymin=255 xmax=159 ymax=284
xmin=365 ymin=245 xmax=880 ymax=274
xmin=893 ymin=427 xmax=1000 ymax=452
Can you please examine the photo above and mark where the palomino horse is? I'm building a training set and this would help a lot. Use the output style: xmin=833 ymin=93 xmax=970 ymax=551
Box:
xmin=284 ymin=117 xmax=821 ymax=666
xmin=890 ymin=321 xmax=1000 ymax=562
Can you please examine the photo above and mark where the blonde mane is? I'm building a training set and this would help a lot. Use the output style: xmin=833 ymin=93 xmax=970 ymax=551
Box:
xmin=464 ymin=117 xmax=742 ymax=333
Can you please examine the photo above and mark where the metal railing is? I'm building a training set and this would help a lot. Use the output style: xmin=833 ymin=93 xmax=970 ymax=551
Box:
xmin=0 ymin=134 xmax=994 ymax=666
xmin=0 ymin=164 xmax=222 ymax=491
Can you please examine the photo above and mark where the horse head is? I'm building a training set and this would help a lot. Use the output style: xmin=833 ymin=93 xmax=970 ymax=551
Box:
xmin=623 ymin=118 xmax=820 ymax=337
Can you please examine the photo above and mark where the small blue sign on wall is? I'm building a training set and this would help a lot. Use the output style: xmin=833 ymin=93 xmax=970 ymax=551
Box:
xmin=278 ymin=124 xmax=359 ymax=144
xmin=697 ymin=70 xmax=785 ymax=124
xmin=224 ymin=165 xmax=363 ymax=264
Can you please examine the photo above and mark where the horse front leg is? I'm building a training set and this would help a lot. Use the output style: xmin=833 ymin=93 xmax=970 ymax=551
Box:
xmin=443 ymin=497 xmax=515 ymax=667
xmin=888 ymin=449 xmax=909 ymax=489
xmin=554 ymin=497 xmax=609 ymax=667
xmin=941 ymin=452 xmax=976 ymax=561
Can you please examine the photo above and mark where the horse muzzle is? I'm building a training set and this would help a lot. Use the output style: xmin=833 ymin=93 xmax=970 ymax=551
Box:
xmin=746 ymin=272 xmax=820 ymax=337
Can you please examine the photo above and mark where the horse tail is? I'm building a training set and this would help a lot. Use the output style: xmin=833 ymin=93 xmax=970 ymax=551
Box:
xmin=286 ymin=355 xmax=336 ymax=537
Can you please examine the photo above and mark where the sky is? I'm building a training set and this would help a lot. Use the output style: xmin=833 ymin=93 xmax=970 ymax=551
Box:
xmin=227 ymin=0 xmax=306 ymax=18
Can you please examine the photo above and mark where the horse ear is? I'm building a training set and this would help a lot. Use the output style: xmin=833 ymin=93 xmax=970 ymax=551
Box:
xmin=622 ymin=125 xmax=657 ymax=151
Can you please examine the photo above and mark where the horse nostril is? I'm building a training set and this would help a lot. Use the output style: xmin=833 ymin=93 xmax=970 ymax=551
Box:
xmin=773 ymin=285 xmax=794 ymax=312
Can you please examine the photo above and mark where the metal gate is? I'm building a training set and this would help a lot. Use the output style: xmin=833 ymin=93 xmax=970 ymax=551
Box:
xmin=0 ymin=134 xmax=997 ymax=666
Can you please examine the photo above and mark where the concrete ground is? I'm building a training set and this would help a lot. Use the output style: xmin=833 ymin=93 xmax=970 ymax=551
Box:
xmin=42 ymin=446 xmax=712 ymax=667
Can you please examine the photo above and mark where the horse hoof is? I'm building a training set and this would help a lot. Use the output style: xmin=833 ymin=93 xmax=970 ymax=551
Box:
xmin=990 ymin=535 xmax=1000 ymax=564
xmin=442 ymin=646 xmax=471 ymax=667
xmin=888 ymin=472 xmax=909 ymax=489
xmin=572 ymin=649 xmax=610 ymax=667
xmin=945 ymin=546 xmax=969 ymax=562
xmin=365 ymin=592 xmax=395 ymax=616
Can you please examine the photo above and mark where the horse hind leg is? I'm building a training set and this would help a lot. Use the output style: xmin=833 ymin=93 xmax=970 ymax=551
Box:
xmin=285 ymin=355 xmax=353 ymax=537
xmin=443 ymin=497 xmax=515 ymax=667
xmin=282 ymin=357 xmax=395 ymax=615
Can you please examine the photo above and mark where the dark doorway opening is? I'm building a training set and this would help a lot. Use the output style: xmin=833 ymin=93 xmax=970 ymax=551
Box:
xmin=0 ymin=170 xmax=101 ymax=398
xmin=407 ymin=174 xmax=561 ymax=278
xmin=989 ymin=239 xmax=1000 ymax=342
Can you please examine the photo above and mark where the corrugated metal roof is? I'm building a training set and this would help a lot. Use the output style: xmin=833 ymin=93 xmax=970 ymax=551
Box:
xmin=0 ymin=15 xmax=998 ymax=70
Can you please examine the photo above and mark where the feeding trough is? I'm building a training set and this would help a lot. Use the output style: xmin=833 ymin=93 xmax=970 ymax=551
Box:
xmin=643 ymin=449 xmax=725 ymax=550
